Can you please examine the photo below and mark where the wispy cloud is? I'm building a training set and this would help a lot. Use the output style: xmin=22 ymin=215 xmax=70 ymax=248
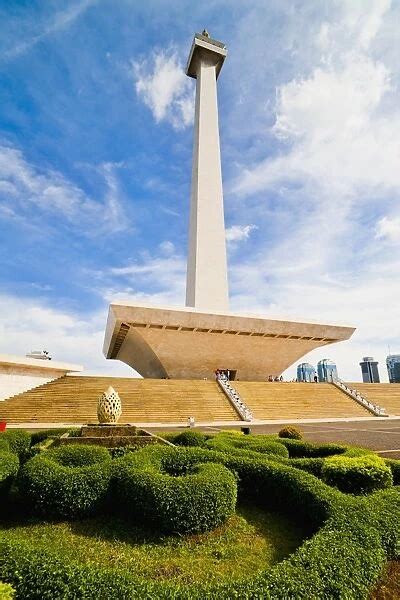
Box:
xmin=0 ymin=143 xmax=126 ymax=234
xmin=103 ymin=245 xmax=186 ymax=307
xmin=3 ymin=0 xmax=97 ymax=61
xmin=132 ymin=49 xmax=194 ymax=129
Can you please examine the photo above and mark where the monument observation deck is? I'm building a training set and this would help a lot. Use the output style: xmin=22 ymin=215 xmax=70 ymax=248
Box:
xmin=103 ymin=32 xmax=355 ymax=380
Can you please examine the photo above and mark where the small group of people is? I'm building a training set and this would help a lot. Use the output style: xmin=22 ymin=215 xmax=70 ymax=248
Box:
xmin=267 ymin=375 xmax=284 ymax=382
xmin=215 ymin=368 xmax=231 ymax=381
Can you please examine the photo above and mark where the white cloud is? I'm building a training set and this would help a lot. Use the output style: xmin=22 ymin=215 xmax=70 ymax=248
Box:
xmin=132 ymin=50 xmax=194 ymax=129
xmin=376 ymin=215 xmax=400 ymax=242
xmin=0 ymin=293 xmax=134 ymax=376
xmin=0 ymin=143 xmax=126 ymax=234
xmin=226 ymin=224 xmax=257 ymax=243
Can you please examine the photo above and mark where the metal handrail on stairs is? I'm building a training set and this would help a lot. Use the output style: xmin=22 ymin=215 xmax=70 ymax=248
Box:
xmin=216 ymin=374 xmax=253 ymax=421
xmin=332 ymin=379 xmax=388 ymax=417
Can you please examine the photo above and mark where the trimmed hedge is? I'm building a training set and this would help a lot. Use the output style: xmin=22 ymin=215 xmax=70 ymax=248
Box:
xmin=18 ymin=444 xmax=112 ymax=518
xmin=288 ymin=457 xmax=325 ymax=477
xmin=385 ymin=458 xmax=400 ymax=485
xmin=172 ymin=430 xmax=207 ymax=447
xmin=113 ymin=449 xmax=237 ymax=534
xmin=206 ymin=432 xmax=289 ymax=458
xmin=0 ymin=439 xmax=9 ymax=453
xmin=278 ymin=426 xmax=302 ymax=440
xmin=0 ymin=582 xmax=14 ymax=600
xmin=1 ymin=444 xmax=398 ymax=598
xmin=321 ymin=454 xmax=393 ymax=494
xmin=0 ymin=431 xmax=31 ymax=458
xmin=49 ymin=444 xmax=110 ymax=467
xmin=0 ymin=452 xmax=19 ymax=496
xmin=277 ymin=437 xmax=346 ymax=458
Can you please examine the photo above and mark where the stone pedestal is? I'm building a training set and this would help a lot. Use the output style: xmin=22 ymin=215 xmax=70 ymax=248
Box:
xmin=59 ymin=423 xmax=170 ymax=448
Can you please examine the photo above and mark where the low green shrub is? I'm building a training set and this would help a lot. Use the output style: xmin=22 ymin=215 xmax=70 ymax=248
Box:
xmin=277 ymin=437 xmax=346 ymax=458
xmin=206 ymin=432 xmax=289 ymax=458
xmin=0 ymin=451 xmax=19 ymax=495
xmin=385 ymin=458 xmax=400 ymax=485
xmin=2 ymin=443 xmax=398 ymax=599
xmin=172 ymin=430 xmax=207 ymax=447
xmin=0 ymin=431 xmax=31 ymax=458
xmin=113 ymin=448 xmax=237 ymax=534
xmin=0 ymin=439 xmax=9 ymax=453
xmin=0 ymin=582 xmax=14 ymax=599
xmin=278 ymin=426 xmax=302 ymax=440
xmin=159 ymin=445 xmax=333 ymax=530
xmin=321 ymin=454 xmax=393 ymax=494
xmin=341 ymin=446 xmax=375 ymax=457
xmin=289 ymin=457 xmax=325 ymax=477
xmin=49 ymin=444 xmax=110 ymax=467
xmin=18 ymin=444 xmax=112 ymax=518
xmin=108 ymin=445 xmax=139 ymax=459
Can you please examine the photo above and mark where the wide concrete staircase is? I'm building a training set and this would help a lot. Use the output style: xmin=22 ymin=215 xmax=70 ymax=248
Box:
xmin=348 ymin=384 xmax=400 ymax=416
xmin=0 ymin=376 xmax=239 ymax=424
xmin=234 ymin=382 xmax=371 ymax=420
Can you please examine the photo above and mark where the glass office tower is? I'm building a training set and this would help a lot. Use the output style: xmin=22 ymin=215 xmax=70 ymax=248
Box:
xmin=359 ymin=357 xmax=380 ymax=383
xmin=297 ymin=363 xmax=316 ymax=382
xmin=317 ymin=359 xmax=338 ymax=382
xmin=387 ymin=355 xmax=400 ymax=383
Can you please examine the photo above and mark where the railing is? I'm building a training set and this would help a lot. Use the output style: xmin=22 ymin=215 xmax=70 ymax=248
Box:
xmin=216 ymin=375 xmax=253 ymax=421
xmin=333 ymin=379 xmax=388 ymax=417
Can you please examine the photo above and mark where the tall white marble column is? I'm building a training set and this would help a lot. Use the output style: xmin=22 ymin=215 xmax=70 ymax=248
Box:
xmin=185 ymin=33 xmax=229 ymax=312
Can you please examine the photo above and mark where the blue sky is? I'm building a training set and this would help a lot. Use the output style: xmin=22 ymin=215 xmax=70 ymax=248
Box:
xmin=0 ymin=0 xmax=399 ymax=381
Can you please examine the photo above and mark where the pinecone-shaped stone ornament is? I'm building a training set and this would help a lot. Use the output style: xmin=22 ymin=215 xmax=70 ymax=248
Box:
xmin=97 ymin=386 xmax=122 ymax=423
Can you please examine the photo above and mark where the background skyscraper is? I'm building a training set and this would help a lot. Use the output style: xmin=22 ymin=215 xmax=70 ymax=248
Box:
xmin=297 ymin=363 xmax=316 ymax=382
xmin=317 ymin=359 xmax=338 ymax=382
xmin=386 ymin=355 xmax=400 ymax=383
xmin=359 ymin=357 xmax=380 ymax=383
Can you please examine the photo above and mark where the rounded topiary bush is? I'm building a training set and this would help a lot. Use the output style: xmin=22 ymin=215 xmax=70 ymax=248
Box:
xmin=49 ymin=444 xmax=110 ymax=467
xmin=321 ymin=454 xmax=393 ymax=494
xmin=278 ymin=426 xmax=302 ymax=440
xmin=18 ymin=444 xmax=112 ymax=518
xmin=114 ymin=448 xmax=237 ymax=534
xmin=172 ymin=430 xmax=207 ymax=447
xmin=1 ymin=431 xmax=31 ymax=458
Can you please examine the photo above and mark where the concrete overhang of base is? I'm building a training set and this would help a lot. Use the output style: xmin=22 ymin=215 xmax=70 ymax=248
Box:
xmin=103 ymin=302 xmax=355 ymax=381
xmin=0 ymin=353 xmax=83 ymax=373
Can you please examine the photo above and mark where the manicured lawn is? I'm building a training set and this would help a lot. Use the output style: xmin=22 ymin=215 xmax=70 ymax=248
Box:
xmin=0 ymin=504 xmax=307 ymax=585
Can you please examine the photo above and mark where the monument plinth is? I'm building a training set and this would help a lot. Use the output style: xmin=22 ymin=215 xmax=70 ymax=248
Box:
xmin=103 ymin=32 xmax=355 ymax=380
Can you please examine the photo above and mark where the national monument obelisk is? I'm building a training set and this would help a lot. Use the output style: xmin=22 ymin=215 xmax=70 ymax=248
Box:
xmin=103 ymin=32 xmax=355 ymax=380
xmin=185 ymin=31 xmax=229 ymax=312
